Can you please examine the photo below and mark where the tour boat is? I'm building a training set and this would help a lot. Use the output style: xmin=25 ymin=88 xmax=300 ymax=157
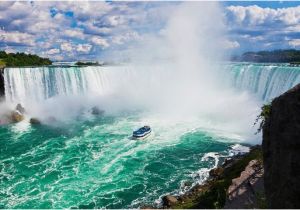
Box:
xmin=132 ymin=126 xmax=152 ymax=139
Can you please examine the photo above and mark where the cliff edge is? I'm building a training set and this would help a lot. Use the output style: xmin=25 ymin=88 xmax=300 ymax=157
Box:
xmin=0 ymin=66 xmax=5 ymax=99
xmin=263 ymin=83 xmax=300 ymax=208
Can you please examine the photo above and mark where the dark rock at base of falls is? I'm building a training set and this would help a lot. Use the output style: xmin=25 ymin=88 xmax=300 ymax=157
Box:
xmin=263 ymin=83 xmax=300 ymax=208
xmin=11 ymin=110 xmax=24 ymax=122
xmin=16 ymin=103 xmax=25 ymax=114
xmin=91 ymin=106 xmax=104 ymax=115
xmin=30 ymin=118 xmax=41 ymax=125
xmin=0 ymin=67 xmax=5 ymax=100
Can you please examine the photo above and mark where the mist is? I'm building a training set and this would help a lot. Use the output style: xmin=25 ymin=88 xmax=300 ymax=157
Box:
xmin=3 ymin=2 xmax=261 ymax=143
xmin=117 ymin=2 xmax=260 ymax=142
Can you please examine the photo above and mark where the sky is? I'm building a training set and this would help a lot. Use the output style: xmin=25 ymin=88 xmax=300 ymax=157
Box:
xmin=0 ymin=1 xmax=300 ymax=61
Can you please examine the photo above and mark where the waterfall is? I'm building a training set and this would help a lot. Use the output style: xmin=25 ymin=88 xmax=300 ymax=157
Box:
xmin=4 ymin=63 xmax=300 ymax=105
xmin=4 ymin=66 xmax=132 ymax=104
xmin=228 ymin=63 xmax=300 ymax=102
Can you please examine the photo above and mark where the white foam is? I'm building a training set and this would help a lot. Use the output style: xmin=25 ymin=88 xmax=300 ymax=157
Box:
xmin=230 ymin=144 xmax=250 ymax=155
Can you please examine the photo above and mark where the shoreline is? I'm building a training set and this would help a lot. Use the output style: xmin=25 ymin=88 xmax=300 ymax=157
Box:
xmin=149 ymin=145 xmax=264 ymax=209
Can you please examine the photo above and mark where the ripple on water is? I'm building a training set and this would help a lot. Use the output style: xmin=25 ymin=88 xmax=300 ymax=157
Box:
xmin=0 ymin=114 xmax=249 ymax=208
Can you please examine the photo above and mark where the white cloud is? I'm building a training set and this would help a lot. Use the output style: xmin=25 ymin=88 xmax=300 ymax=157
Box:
xmin=226 ymin=5 xmax=300 ymax=51
xmin=0 ymin=1 xmax=172 ymax=60
xmin=3 ymin=46 xmax=16 ymax=53
xmin=288 ymin=39 xmax=300 ymax=47
xmin=46 ymin=48 xmax=60 ymax=55
xmin=106 ymin=15 xmax=125 ymax=26
xmin=51 ymin=54 xmax=64 ymax=61
xmin=64 ymin=29 xmax=85 ymax=39
xmin=60 ymin=42 xmax=73 ymax=52
xmin=0 ymin=30 xmax=34 ymax=46
xmin=90 ymin=36 xmax=109 ymax=48
xmin=223 ymin=40 xmax=240 ymax=49
xmin=226 ymin=5 xmax=300 ymax=26
xmin=82 ymin=22 xmax=112 ymax=35
xmin=76 ymin=44 xmax=92 ymax=53
xmin=112 ymin=31 xmax=140 ymax=45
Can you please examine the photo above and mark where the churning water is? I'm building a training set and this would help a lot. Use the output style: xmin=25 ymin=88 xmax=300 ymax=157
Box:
xmin=1 ymin=63 xmax=300 ymax=208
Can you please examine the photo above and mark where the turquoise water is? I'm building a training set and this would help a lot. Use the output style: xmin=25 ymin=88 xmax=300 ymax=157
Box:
xmin=0 ymin=112 xmax=241 ymax=208
xmin=2 ymin=63 xmax=300 ymax=208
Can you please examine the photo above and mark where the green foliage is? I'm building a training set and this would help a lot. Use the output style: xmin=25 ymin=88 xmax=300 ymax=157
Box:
xmin=75 ymin=61 xmax=99 ymax=66
xmin=0 ymin=59 xmax=6 ymax=67
xmin=255 ymin=191 xmax=267 ymax=209
xmin=255 ymin=104 xmax=271 ymax=134
xmin=0 ymin=51 xmax=52 ymax=67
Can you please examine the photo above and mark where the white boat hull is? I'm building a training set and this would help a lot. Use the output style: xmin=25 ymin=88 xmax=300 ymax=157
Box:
xmin=133 ymin=131 xmax=152 ymax=140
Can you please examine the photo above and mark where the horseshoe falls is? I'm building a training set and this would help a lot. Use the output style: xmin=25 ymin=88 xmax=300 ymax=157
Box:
xmin=5 ymin=63 xmax=300 ymax=104
xmin=1 ymin=63 xmax=300 ymax=208
xmin=228 ymin=63 xmax=300 ymax=102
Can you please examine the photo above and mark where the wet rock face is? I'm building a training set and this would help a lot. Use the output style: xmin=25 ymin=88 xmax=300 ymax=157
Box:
xmin=162 ymin=195 xmax=178 ymax=207
xmin=0 ymin=68 xmax=4 ymax=99
xmin=16 ymin=103 xmax=25 ymax=114
xmin=224 ymin=160 xmax=264 ymax=209
xmin=91 ymin=106 xmax=104 ymax=116
xmin=263 ymin=83 xmax=300 ymax=208
xmin=30 ymin=118 xmax=41 ymax=125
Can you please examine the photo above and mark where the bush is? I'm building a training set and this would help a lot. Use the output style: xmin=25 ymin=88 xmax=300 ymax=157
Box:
xmin=254 ymin=104 xmax=271 ymax=134
xmin=0 ymin=51 xmax=52 ymax=67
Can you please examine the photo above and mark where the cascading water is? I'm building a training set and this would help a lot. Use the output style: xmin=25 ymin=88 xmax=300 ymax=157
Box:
xmin=2 ymin=62 xmax=298 ymax=208
xmin=4 ymin=66 xmax=127 ymax=103
xmin=5 ymin=63 xmax=300 ymax=105
xmin=228 ymin=63 xmax=300 ymax=102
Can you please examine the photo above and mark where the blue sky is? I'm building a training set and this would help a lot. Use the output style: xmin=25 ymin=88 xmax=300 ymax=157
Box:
xmin=0 ymin=1 xmax=300 ymax=61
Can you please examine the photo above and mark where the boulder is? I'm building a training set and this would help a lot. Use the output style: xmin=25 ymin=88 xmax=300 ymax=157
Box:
xmin=209 ymin=167 xmax=223 ymax=179
xmin=11 ymin=110 xmax=24 ymax=122
xmin=91 ymin=106 xmax=104 ymax=115
xmin=181 ymin=180 xmax=193 ymax=188
xmin=224 ymin=160 xmax=264 ymax=209
xmin=263 ymin=83 xmax=300 ymax=208
xmin=30 ymin=118 xmax=41 ymax=125
xmin=16 ymin=103 xmax=25 ymax=114
xmin=162 ymin=195 xmax=178 ymax=207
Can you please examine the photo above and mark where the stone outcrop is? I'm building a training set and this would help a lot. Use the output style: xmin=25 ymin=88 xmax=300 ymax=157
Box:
xmin=16 ymin=103 xmax=25 ymax=114
xmin=30 ymin=118 xmax=41 ymax=125
xmin=11 ymin=110 xmax=24 ymax=122
xmin=263 ymin=83 xmax=300 ymax=208
xmin=91 ymin=106 xmax=104 ymax=115
xmin=0 ymin=67 xmax=5 ymax=99
xmin=162 ymin=195 xmax=178 ymax=207
xmin=158 ymin=146 xmax=263 ymax=209
xmin=224 ymin=160 xmax=265 ymax=208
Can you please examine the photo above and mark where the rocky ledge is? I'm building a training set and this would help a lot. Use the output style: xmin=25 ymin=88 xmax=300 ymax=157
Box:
xmin=0 ymin=66 xmax=5 ymax=99
xmin=159 ymin=146 xmax=265 ymax=209
xmin=224 ymin=159 xmax=265 ymax=208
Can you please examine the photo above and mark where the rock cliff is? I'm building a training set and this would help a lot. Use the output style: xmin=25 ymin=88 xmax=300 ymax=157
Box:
xmin=0 ymin=67 xmax=5 ymax=99
xmin=263 ymin=83 xmax=300 ymax=208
